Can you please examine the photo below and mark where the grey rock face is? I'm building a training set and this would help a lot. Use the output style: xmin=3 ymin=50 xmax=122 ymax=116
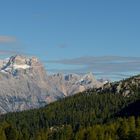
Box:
xmin=46 ymin=72 xmax=103 ymax=96
xmin=0 ymin=55 xmax=103 ymax=114
xmin=96 ymin=75 xmax=140 ymax=96
xmin=0 ymin=55 xmax=50 ymax=114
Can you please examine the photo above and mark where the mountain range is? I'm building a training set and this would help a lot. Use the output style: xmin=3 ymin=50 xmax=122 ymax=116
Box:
xmin=0 ymin=55 xmax=104 ymax=114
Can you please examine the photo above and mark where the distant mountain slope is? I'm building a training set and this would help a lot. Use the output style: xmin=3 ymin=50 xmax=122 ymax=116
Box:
xmin=46 ymin=72 xmax=103 ymax=96
xmin=96 ymin=74 xmax=140 ymax=96
xmin=0 ymin=55 xmax=103 ymax=114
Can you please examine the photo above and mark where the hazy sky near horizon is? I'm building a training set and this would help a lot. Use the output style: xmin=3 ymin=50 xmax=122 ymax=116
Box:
xmin=0 ymin=0 xmax=140 ymax=80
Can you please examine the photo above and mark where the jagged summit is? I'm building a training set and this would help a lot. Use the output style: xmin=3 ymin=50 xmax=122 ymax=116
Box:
xmin=0 ymin=55 xmax=41 ymax=74
xmin=78 ymin=72 xmax=97 ymax=85
xmin=0 ymin=55 xmax=47 ymax=82
xmin=47 ymin=72 xmax=103 ymax=96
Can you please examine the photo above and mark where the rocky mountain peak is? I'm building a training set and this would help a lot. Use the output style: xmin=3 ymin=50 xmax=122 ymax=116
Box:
xmin=0 ymin=55 xmax=46 ymax=78
xmin=82 ymin=72 xmax=96 ymax=81
xmin=3 ymin=55 xmax=40 ymax=68
xmin=9 ymin=55 xmax=30 ymax=65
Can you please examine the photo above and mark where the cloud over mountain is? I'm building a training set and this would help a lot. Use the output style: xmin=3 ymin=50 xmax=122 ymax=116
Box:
xmin=46 ymin=56 xmax=140 ymax=79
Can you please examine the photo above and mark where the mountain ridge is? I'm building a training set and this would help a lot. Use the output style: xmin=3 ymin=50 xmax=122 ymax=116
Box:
xmin=0 ymin=55 xmax=103 ymax=114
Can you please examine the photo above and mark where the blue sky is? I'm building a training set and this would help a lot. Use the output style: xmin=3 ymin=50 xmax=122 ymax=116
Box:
xmin=0 ymin=0 xmax=140 ymax=80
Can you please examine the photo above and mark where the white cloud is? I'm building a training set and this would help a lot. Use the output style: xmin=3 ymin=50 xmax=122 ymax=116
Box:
xmin=45 ymin=56 xmax=140 ymax=80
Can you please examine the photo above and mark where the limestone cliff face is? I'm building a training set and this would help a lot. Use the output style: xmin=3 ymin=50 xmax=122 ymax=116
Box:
xmin=0 ymin=55 xmax=103 ymax=114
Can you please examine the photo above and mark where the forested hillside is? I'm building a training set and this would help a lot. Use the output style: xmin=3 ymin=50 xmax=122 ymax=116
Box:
xmin=0 ymin=86 xmax=139 ymax=140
